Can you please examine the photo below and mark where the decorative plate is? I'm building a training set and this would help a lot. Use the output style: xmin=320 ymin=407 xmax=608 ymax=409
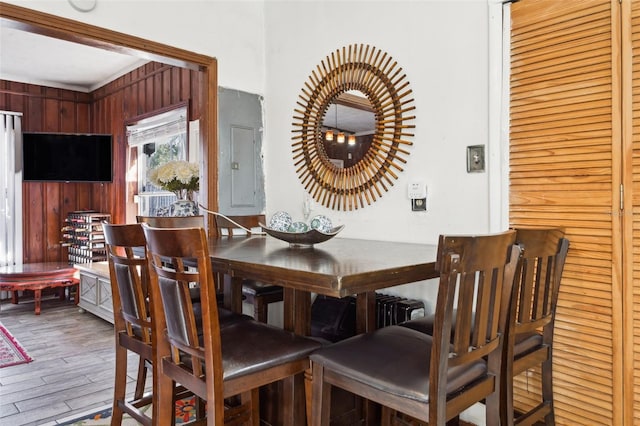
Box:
xmin=259 ymin=223 xmax=344 ymax=248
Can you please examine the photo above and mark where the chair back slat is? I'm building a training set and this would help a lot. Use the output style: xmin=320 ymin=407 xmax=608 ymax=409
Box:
xmin=473 ymin=270 xmax=494 ymax=347
xmin=212 ymin=214 xmax=265 ymax=237
xmin=103 ymin=223 xmax=152 ymax=343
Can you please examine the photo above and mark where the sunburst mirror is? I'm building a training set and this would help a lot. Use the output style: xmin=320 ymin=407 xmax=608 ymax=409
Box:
xmin=292 ymin=44 xmax=415 ymax=210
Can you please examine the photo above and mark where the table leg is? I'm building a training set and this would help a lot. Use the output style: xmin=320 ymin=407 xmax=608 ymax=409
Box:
xmin=223 ymin=274 xmax=243 ymax=313
xmin=283 ymin=288 xmax=311 ymax=335
xmin=356 ymin=291 xmax=377 ymax=333
xmin=11 ymin=290 xmax=18 ymax=304
xmin=34 ymin=289 xmax=42 ymax=315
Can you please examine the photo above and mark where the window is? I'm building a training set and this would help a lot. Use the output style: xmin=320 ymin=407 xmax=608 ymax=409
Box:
xmin=127 ymin=106 xmax=189 ymax=216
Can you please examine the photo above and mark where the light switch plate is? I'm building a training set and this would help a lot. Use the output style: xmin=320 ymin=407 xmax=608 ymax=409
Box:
xmin=467 ymin=145 xmax=485 ymax=173
xmin=408 ymin=181 xmax=427 ymax=199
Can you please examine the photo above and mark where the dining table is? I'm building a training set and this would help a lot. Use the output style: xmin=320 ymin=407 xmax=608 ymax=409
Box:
xmin=208 ymin=235 xmax=438 ymax=334
xmin=208 ymin=234 xmax=439 ymax=424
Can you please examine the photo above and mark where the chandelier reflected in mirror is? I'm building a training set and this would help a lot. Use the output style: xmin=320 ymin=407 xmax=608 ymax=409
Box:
xmin=324 ymin=104 xmax=348 ymax=144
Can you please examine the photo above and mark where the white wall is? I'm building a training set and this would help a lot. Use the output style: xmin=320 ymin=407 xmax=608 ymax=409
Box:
xmin=4 ymin=0 xmax=267 ymax=94
xmin=264 ymin=0 xmax=494 ymax=247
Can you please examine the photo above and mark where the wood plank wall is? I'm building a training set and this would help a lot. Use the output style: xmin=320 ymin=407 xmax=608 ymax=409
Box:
xmin=0 ymin=62 xmax=202 ymax=264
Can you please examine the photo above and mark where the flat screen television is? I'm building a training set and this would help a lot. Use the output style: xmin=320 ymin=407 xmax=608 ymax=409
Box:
xmin=22 ymin=132 xmax=113 ymax=182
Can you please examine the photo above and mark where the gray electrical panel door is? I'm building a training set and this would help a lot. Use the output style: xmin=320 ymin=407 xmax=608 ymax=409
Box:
xmin=217 ymin=88 xmax=265 ymax=215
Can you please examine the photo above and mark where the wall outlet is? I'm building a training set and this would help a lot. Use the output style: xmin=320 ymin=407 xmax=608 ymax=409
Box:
xmin=411 ymin=198 xmax=427 ymax=211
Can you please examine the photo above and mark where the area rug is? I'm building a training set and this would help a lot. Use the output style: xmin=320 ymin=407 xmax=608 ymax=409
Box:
xmin=0 ymin=322 xmax=33 ymax=368
xmin=57 ymin=396 xmax=197 ymax=425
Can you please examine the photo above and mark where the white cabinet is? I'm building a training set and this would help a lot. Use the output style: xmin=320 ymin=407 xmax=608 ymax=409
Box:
xmin=76 ymin=262 xmax=113 ymax=324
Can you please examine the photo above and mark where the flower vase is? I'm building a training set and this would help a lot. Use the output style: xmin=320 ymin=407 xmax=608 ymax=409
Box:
xmin=169 ymin=190 xmax=199 ymax=217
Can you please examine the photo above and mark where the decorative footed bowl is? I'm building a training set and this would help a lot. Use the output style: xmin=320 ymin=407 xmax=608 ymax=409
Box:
xmin=259 ymin=223 xmax=344 ymax=248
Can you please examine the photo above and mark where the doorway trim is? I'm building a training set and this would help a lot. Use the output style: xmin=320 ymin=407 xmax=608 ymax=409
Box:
xmin=0 ymin=2 xmax=218 ymax=232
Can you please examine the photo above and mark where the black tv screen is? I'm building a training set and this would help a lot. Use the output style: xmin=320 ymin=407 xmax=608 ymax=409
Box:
xmin=22 ymin=132 xmax=113 ymax=182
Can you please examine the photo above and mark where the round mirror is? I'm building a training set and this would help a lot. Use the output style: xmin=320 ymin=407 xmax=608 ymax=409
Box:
xmin=292 ymin=44 xmax=415 ymax=210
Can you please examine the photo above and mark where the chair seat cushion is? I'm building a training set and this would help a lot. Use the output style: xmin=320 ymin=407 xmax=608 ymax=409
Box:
xmin=191 ymin=305 xmax=251 ymax=336
xmin=241 ymin=281 xmax=283 ymax=297
xmin=399 ymin=315 xmax=436 ymax=335
xmin=514 ymin=331 xmax=543 ymax=358
xmin=309 ymin=325 xmax=486 ymax=403
xmin=218 ymin=307 xmax=253 ymax=327
xmin=400 ymin=315 xmax=544 ymax=359
xmin=219 ymin=320 xmax=322 ymax=381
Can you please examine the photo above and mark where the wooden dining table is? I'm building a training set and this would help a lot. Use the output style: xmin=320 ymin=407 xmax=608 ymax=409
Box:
xmin=208 ymin=235 xmax=439 ymax=335
xmin=208 ymin=234 xmax=439 ymax=425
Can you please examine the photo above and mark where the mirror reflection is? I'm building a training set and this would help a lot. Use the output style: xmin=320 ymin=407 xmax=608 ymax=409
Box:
xmin=321 ymin=92 xmax=375 ymax=168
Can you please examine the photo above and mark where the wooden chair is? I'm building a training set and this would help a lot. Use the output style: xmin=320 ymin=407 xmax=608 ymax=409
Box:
xmin=212 ymin=214 xmax=284 ymax=323
xmin=502 ymin=228 xmax=569 ymax=426
xmin=103 ymin=222 xmax=154 ymax=425
xmin=309 ymin=231 xmax=521 ymax=425
xmin=399 ymin=228 xmax=569 ymax=425
xmin=104 ymin=222 xmax=250 ymax=425
xmin=142 ymin=224 xmax=322 ymax=425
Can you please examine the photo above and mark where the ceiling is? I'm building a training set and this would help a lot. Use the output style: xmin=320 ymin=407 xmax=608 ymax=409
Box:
xmin=1 ymin=24 xmax=374 ymax=133
xmin=0 ymin=25 xmax=146 ymax=93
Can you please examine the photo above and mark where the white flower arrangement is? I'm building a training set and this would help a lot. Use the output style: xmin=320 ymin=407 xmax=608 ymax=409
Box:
xmin=148 ymin=160 xmax=199 ymax=199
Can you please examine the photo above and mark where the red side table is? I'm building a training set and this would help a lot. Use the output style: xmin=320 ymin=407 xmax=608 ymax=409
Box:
xmin=0 ymin=262 xmax=79 ymax=315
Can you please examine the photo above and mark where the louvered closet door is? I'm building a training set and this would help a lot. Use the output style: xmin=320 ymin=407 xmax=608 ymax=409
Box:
xmin=627 ymin=1 xmax=640 ymax=425
xmin=510 ymin=1 xmax=623 ymax=425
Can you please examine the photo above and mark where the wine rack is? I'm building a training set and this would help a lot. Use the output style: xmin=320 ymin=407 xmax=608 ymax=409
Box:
xmin=61 ymin=211 xmax=110 ymax=264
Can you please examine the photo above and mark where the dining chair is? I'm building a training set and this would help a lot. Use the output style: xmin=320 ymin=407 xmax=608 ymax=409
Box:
xmin=501 ymin=228 xmax=569 ymax=426
xmin=103 ymin=222 xmax=154 ymax=425
xmin=142 ymin=224 xmax=322 ymax=425
xmin=399 ymin=228 xmax=569 ymax=425
xmin=212 ymin=213 xmax=284 ymax=323
xmin=309 ymin=231 xmax=521 ymax=426
xmin=104 ymin=222 xmax=251 ymax=425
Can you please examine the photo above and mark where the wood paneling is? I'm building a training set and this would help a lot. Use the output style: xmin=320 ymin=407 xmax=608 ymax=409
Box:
xmin=0 ymin=62 xmax=202 ymax=263
xmin=510 ymin=1 xmax=622 ymax=425
xmin=0 ymin=1 xmax=217 ymax=268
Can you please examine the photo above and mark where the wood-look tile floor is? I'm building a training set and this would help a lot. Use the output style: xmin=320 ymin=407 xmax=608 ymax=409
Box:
xmin=0 ymin=296 xmax=148 ymax=426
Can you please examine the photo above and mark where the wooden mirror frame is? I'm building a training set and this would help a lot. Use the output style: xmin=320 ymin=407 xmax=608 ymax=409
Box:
xmin=292 ymin=44 xmax=415 ymax=210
